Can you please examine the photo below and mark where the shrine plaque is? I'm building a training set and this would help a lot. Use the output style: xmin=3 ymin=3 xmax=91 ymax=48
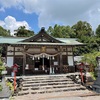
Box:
xmin=41 ymin=46 xmax=46 ymax=52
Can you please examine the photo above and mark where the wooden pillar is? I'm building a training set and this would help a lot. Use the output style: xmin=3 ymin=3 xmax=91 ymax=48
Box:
xmin=13 ymin=46 xmax=15 ymax=65
xmin=60 ymin=46 xmax=63 ymax=73
xmin=50 ymin=57 xmax=52 ymax=74
xmin=72 ymin=46 xmax=75 ymax=72
xmin=66 ymin=46 xmax=68 ymax=72
xmin=5 ymin=45 xmax=7 ymax=64
xmin=23 ymin=46 xmax=26 ymax=75
xmin=57 ymin=55 xmax=59 ymax=73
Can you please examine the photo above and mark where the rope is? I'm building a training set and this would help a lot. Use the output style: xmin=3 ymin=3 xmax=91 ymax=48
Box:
xmin=24 ymin=52 xmax=60 ymax=58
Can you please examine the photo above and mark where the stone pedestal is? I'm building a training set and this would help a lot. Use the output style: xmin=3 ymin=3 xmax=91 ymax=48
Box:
xmin=92 ymin=56 xmax=100 ymax=93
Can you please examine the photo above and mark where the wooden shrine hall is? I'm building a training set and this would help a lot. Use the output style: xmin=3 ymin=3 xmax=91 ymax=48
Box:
xmin=0 ymin=27 xmax=84 ymax=75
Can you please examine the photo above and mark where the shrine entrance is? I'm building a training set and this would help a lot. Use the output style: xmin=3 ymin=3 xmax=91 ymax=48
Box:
xmin=34 ymin=58 xmax=50 ymax=74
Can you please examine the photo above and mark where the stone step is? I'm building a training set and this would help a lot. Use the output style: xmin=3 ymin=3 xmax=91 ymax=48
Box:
xmin=22 ymin=79 xmax=72 ymax=84
xmin=22 ymin=81 xmax=75 ymax=87
xmin=17 ymin=89 xmax=90 ymax=96
xmin=23 ymin=77 xmax=70 ymax=81
xmin=30 ymin=86 xmax=86 ymax=94
xmin=21 ymin=84 xmax=81 ymax=91
xmin=23 ymin=75 xmax=67 ymax=79
xmin=18 ymin=86 xmax=86 ymax=95
xmin=13 ymin=73 xmax=90 ymax=96
xmin=17 ymin=91 xmax=29 ymax=96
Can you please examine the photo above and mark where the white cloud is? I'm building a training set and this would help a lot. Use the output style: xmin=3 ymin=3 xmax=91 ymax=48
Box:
xmin=0 ymin=0 xmax=21 ymax=8
xmin=0 ymin=0 xmax=100 ymax=31
xmin=0 ymin=16 xmax=30 ymax=35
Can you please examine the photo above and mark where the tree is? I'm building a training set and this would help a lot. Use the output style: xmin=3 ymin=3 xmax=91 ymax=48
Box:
xmin=0 ymin=26 xmax=10 ymax=56
xmin=49 ymin=24 xmax=63 ymax=38
xmin=96 ymin=24 xmax=100 ymax=37
xmin=47 ymin=24 xmax=75 ymax=38
xmin=82 ymin=52 xmax=100 ymax=78
xmin=14 ymin=26 xmax=34 ymax=37
xmin=0 ymin=26 xmax=10 ymax=36
xmin=74 ymin=36 xmax=100 ymax=56
xmin=72 ymin=21 xmax=93 ymax=38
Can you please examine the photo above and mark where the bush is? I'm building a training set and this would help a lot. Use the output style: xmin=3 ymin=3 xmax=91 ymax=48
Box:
xmin=0 ymin=85 xmax=2 ymax=91
xmin=6 ymin=81 xmax=14 ymax=94
xmin=0 ymin=57 xmax=6 ymax=75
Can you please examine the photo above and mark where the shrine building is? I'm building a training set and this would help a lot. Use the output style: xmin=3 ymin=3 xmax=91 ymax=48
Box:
xmin=0 ymin=27 xmax=84 ymax=75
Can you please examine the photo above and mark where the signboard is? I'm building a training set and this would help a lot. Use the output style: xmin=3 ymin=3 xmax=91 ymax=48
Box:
xmin=54 ymin=62 xmax=58 ymax=65
xmin=12 ymin=64 xmax=18 ymax=72
xmin=25 ymin=64 xmax=29 ymax=69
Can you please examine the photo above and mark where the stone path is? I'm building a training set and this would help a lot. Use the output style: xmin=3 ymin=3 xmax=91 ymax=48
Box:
xmin=46 ymin=97 xmax=82 ymax=100
xmin=13 ymin=91 xmax=100 ymax=100
xmin=0 ymin=77 xmax=11 ymax=99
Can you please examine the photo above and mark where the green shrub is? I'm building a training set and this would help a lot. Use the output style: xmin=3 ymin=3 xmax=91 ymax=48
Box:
xmin=0 ymin=85 xmax=2 ymax=91
xmin=6 ymin=81 xmax=14 ymax=94
xmin=0 ymin=57 xmax=6 ymax=75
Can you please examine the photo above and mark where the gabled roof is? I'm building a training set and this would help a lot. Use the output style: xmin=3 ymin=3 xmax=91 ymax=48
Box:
xmin=22 ymin=27 xmax=62 ymax=43
xmin=0 ymin=27 xmax=84 ymax=46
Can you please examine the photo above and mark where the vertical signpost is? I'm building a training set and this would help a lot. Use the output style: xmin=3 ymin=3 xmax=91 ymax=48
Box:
xmin=12 ymin=64 xmax=18 ymax=91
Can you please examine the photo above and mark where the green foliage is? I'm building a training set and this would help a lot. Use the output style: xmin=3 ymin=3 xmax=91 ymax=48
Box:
xmin=47 ymin=21 xmax=96 ymax=40
xmin=0 ymin=66 xmax=6 ymax=75
xmin=14 ymin=26 xmax=34 ymax=37
xmin=47 ymin=22 xmax=100 ymax=55
xmin=0 ymin=57 xmax=6 ymax=75
xmin=0 ymin=57 xmax=3 ymax=66
xmin=72 ymin=21 xmax=93 ymax=38
xmin=90 ymin=72 xmax=96 ymax=80
xmin=82 ymin=52 xmax=100 ymax=72
xmin=96 ymin=24 xmax=100 ymax=37
xmin=47 ymin=24 xmax=75 ymax=38
xmin=6 ymin=81 xmax=14 ymax=94
xmin=0 ymin=26 xmax=10 ymax=36
xmin=74 ymin=36 xmax=100 ymax=55
xmin=0 ymin=85 xmax=2 ymax=91
xmin=0 ymin=47 xmax=2 ymax=54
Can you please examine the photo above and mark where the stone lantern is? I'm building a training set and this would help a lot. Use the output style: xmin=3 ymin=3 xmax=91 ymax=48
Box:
xmin=92 ymin=56 xmax=100 ymax=93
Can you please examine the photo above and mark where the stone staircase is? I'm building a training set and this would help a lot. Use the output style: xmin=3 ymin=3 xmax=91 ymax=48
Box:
xmin=16 ymin=74 xmax=89 ymax=96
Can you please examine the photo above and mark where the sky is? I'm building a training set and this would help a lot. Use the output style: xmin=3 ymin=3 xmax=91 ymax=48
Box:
xmin=0 ymin=0 xmax=100 ymax=35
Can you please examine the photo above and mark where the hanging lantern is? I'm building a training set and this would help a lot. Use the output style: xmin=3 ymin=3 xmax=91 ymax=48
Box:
xmin=52 ymin=56 xmax=54 ymax=60
xmin=32 ymin=57 xmax=34 ymax=60
xmin=38 ymin=57 xmax=40 ymax=60
xmin=43 ymin=55 xmax=45 ymax=58
xmin=48 ymin=56 xmax=49 ymax=59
